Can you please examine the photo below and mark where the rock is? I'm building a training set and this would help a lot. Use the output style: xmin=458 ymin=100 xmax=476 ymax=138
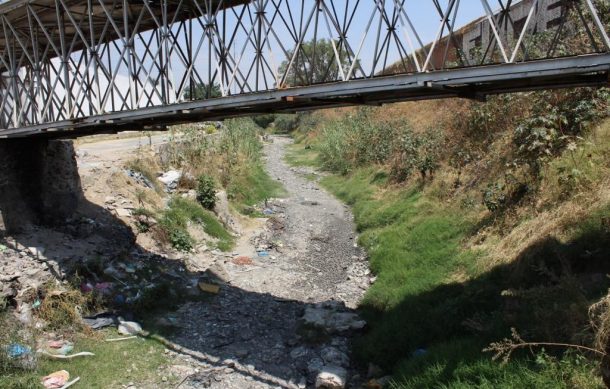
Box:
xmin=118 ymin=320 xmax=142 ymax=335
xmin=307 ymin=357 xmax=324 ymax=375
xmin=321 ymin=347 xmax=349 ymax=367
xmin=290 ymin=346 xmax=309 ymax=359
xmin=27 ymin=246 xmax=45 ymax=258
xmin=302 ymin=307 xmax=366 ymax=333
xmin=315 ymin=366 xmax=347 ymax=389
xmin=115 ymin=208 xmax=131 ymax=217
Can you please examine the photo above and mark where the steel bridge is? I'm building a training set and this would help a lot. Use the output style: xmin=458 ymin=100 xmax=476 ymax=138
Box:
xmin=0 ymin=0 xmax=609 ymax=138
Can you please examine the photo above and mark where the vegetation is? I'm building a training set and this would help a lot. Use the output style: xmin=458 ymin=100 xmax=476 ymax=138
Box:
xmin=157 ymin=197 xmax=234 ymax=252
xmin=162 ymin=117 xmax=284 ymax=213
xmin=196 ymin=174 xmax=217 ymax=210
xmin=183 ymin=82 xmax=222 ymax=100
xmin=287 ymin=86 xmax=610 ymax=387
xmin=279 ymin=38 xmax=351 ymax=86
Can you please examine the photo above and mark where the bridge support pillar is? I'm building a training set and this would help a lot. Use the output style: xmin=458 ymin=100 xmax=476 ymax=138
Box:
xmin=0 ymin=139 xmax=83 ymax=233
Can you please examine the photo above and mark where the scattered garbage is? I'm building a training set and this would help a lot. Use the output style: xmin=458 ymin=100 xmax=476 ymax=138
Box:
xmin=0 ymin=244 xmax=7 ymax=252
xmin=118 ymin=320 xmax=142 ymax=336
xmin=125 ymin=169 xmax=154 ymax=189
xmin=46 ymin=340 xmax=74 ymax=356
xmin=32 ymin=299 xmax=42 ymax=309
xmin=413 ymin=348 xmax=427 ymax=357
xmin=232 ymin=256 xmax=253 ymax=266
xmin=158 ymin=170 xmax=181 ymax=191
xmin=38 ymin=350 xmax=95 ymax=360
xmin=6 ymin=343 xmax=31 ymax=358
xmin=82 ymin=313 xmax=117 ymax=330
xmin=41 ymin=370 xmax=70 ymax=389
xmin=262 ymin=208 xmax=274 ymax=215
xmin=256 ymin=250 xmax=270 ymax=257
xmin=198 ymin=282 xmax=220 ymax=294
xmin=105 ymin=336 xmax=137 ymax=342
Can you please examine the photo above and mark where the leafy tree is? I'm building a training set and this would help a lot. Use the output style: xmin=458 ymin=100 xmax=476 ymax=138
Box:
xmin=279 ymin=38 xmax=353 ymax=86
xmin=183 ymin=83 xmax=222 ymax=100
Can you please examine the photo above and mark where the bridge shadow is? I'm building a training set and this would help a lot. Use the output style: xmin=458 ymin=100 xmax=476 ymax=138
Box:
xmin=0 ymin=140 xmax=361 ymax=388
xmin=356 ymin=212 xmax=610 ymax=385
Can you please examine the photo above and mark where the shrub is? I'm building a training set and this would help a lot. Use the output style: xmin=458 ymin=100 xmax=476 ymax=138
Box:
xmin=196 ymin=174 xmax=217 ymax=210
xmin=168 ymin=229 xmax=193 ymax=252
xmin=252 ymin=114 xmax=277 ymax=129
xmin=273 ymin=114 xmax=300 ymax=133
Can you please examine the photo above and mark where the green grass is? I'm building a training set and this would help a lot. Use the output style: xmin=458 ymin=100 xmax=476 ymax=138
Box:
xmin=316 ymin=165 xmax=608 ymax=388
xmin=160 ymin=197 xmax=235 ymax=251
xmin=283 ymin=143 xmax=320 ymax=167
xmin=227 ymin=164 xmax=286 ymax=214
xmin=0 ymin=329 xmax=172 ymax=389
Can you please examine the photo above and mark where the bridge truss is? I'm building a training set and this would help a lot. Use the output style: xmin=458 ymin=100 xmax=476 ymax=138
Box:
xmin=0 ymin=0 xmax=609 ymax=137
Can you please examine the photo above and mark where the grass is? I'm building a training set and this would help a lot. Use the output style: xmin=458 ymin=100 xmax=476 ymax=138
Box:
xmin=227 ymin=163 xmax=285 ymax=214
xmin=284 ymin=142 xmax=319 ymax=167
xmin=0 ymin=327 xmax=173 ymax=389
xmin=312 ymin=164 xmax=609 ymax=388
xmin=159 ymin=197 xmax=235 ymax=252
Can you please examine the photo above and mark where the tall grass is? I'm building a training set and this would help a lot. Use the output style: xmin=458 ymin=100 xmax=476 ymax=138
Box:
xmin=162 ymin=118 xmax=283 ymax=210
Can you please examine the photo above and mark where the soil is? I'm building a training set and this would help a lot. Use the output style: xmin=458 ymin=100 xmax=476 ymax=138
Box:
xmin=1 ymin=134 xmax=372 ymax=388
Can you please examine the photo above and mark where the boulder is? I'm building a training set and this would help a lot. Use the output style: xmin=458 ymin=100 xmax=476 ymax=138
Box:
xmin=315 ymin=366 xmax=347 ymax=389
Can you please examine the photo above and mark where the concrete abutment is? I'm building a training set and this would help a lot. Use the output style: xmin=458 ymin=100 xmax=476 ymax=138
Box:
xmin=0 ymin=139 xmax=83 ymax=233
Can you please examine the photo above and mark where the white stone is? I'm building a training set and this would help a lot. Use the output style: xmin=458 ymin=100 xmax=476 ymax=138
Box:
xmin=315 ymin=366 xmax=347 ymax=389
xmin=118 ymin=320 xmax=142 ymax=335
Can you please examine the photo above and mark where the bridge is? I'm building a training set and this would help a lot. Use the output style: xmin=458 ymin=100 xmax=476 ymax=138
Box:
xmin=0 ymin=0 xmax=609 ymax=138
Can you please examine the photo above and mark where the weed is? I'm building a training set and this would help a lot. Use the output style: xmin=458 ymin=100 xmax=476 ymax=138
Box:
xmin=196 ymin=174 xmax=217 ymax=210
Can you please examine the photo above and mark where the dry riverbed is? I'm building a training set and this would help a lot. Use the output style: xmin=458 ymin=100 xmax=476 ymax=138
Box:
xmin=1 ymin=135 xmax=374 ymax=388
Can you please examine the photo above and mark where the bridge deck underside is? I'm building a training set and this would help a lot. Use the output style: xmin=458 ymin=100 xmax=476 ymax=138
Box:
xmin=0 ymin=0 xmax=249 ymax=73
xmin=2 ymin=54 xmax=608 ymax=139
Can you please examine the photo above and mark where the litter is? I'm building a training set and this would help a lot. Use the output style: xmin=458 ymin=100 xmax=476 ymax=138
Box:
xmin=41 ymin=370 xmax=69 ymax=389
xmin=82 ymin=313 xmax=117 ymax=330
xmin=118 ymin=320 xmax=142 ymax=336
xmin=0 ymin=244 xmax=7 ymax=252
xmin=413 ymin=348 xmax=427 ymax=357
xmin=105 ymin=336 xmax=137 ymax=342
xmin=256 ymin=250 xmax=269 ymax=257
xmin=232 ymin=256 xmax=253 ymax=266
xmin=32 ymin=299 xmax=42 ymax=309
xmin=262 ymin=208 xmax=274 ymax=215
xmin=46 ymin=340 xmax=74 ymax=356
xmin=39 ymin=351 xmax=95 ymax=360
xmin=6 ymin=343 xmax=31 ymax=358
xmin=198 ymin=282 xmax=220 ymax=294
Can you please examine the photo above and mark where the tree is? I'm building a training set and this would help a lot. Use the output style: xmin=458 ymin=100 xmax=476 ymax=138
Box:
xmin=183 ymin=82 xmax=222 ymax=100
xmin=279 ymin=38 xmax=353 ymax=87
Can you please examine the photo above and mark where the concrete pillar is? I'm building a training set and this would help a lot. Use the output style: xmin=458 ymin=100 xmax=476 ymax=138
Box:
xmin=0 ymin=138 xmax=83 ymax=233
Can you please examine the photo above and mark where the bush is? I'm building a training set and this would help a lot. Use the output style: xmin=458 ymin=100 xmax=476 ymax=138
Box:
xmin=196 ymin=174 xmax=217 ymax=209
xmin=273 ymin=114 xmax=300 ymax=133
xmin=252 ymin=114 xmax=277 ymax=129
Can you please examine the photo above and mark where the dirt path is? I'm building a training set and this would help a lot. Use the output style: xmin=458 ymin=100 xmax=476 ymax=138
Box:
xmin=169 ymin=136 xmax=371 ymax=389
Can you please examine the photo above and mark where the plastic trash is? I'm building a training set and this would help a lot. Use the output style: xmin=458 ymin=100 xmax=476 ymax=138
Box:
xmin=413 ymin=348 xmax=427 ymax=357
xmin=263 ymin=208 xmax=274 ymax=215
xmin=257 ymin=250 xmax=270 ymax=257
xmin=198 ymin=282 xmax=220 ymax=294
xmin=41 ymin=370 xmax=69 ymax=389
xmin=32 ymin=299 xmax=42 ymax=309
xmin=47 ymin=341 xmax=74 ymax=356
xmin=6 ymin=343 xmax=31 ymax=358
xmin=82 ymin=313 xmax=117 ymax=330
xmin=118 ymin=320 xmax=142 ymax=336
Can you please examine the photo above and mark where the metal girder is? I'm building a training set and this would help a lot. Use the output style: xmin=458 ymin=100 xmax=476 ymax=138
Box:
xmin=0 ymin=0 xmax=609 ymax=138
